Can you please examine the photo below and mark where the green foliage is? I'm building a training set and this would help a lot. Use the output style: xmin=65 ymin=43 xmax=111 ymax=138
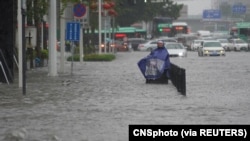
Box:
xmin=115 ymin=0 xmax=183 ymax=26
xmin=84 ymin=45 xmax=97 ymax=54
xmin=25 ymin=0 xmax=183 ymax=33
xmin=60 ymin=0 xmax=82 ymax=15
xmin=67 ymin=53 xmax=116 ymax=61
xmin=84 ymin=54 xmax=116 ymax=61
xmin=67 ymin=54 xmax=80 ymax=61
xmin=73 ymin=46 xmax=80 ymax=54
xmin=41 ymin=49 xmax=48 ymax=59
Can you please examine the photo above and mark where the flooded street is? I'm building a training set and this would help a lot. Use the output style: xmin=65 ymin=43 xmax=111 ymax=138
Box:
xmin=0 ymin=51 xmax=250 ymax=141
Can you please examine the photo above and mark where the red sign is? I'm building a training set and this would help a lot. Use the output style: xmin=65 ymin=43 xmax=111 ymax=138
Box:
xmin=162 ymin=28 xmax=171 ymax=32
xmin=115 ymin=33 xmax=126 ymax=38
xmin=175 ymin=26 xmax=184 ymax=30
xmin=73 ymin=3 xmax=86 ymax=18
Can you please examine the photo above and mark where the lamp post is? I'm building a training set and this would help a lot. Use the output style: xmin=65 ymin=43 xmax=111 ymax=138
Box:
xmin=21 ymin=0 xmax=26 ymax=95
xmin=98 ymin=0 xmax=102 ymax=54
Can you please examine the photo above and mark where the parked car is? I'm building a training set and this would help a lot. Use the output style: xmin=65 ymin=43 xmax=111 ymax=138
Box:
xmin=229 ymin=38 xmax=249 ymax=51
xmin=137 ymin=40 xmax=158 ymax=51
xmin=164 ymin=42 xmax=187 ymax=57
xmin=217 ymin=38 xmax=234 ymax=51
xmin=197 ymin=40 xmax=225 ymax=56
xmin=190 ymin=39 xmax=203 ymax=51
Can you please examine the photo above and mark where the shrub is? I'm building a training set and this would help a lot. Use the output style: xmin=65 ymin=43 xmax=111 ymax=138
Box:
xmin=41 ymin=49 xmax=48 ymax=59
xmin=67 ymin=53 xmax=115 ymax=61
xmin=67 ymin=54 xmax=80 ymax=61
xmin=84 ymin=53 xmax=115 ymax=61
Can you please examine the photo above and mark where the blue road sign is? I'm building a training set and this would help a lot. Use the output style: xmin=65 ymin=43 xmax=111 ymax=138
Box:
xmin=73 ymin=3 xmax=86 ymax=18
xmin=66 ymin=22 xmax=80 ymax=41
xmin=232 ymin=5 xmax=246 ymax=14
xmin=203 ymin=9 xmax=221 ymax=19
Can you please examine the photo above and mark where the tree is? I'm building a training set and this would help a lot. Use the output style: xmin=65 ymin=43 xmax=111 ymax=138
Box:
xmin=24 ymin=0 xmax=183 ymax=57
xmin=115 ymin=0 xmax=183 ymax=26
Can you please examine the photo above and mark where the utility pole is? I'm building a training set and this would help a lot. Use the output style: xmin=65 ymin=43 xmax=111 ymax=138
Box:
xmin=21 ymin=0 xmax=27 ymax=95
xmin=48 ymin=0 xmax=58 ymax=76
xmin=18 ymin=0 xmax=23 ymax=88
xmin=60 ymin=2 xmax=66 ymax=73
xmin=98 ymin=0 xmax=102 ymax=54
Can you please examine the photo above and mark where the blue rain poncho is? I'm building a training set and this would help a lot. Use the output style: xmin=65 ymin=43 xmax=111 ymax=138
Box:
xmin=137 ymin=46 xmax=170 ymax=80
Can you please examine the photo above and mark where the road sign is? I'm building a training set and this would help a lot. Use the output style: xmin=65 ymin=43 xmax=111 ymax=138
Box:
xmin=232 ymin=5 xmax=246 ymax=14
xmin=73 ymin=3 xmax=86 ymax=18
xmin=66 ymin=22 xmax=80 ymax=41
xmin=202 ymin=9 xmax=221 ymax=19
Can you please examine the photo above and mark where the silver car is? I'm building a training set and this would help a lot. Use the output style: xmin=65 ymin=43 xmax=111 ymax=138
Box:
xmin=190 ymin=39 xmax=203 ymax=51
xmin=137 ymin=40 xmax=158 ymax=51
xmin=217 ymin=39 xmax=234 ymax=51
xmin=229 ymin=38 xmax=248 ymax=51
xmin=198 ymin=40 xmax=225 ymax=56
xmin=165 ymin=42 xmax=187 ymax=57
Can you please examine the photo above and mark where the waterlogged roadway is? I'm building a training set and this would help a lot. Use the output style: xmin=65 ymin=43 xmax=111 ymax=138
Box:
xmin=0 ymin=51 xmax=250 ymax=141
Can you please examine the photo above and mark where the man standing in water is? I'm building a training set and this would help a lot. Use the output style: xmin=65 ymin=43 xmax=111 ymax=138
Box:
xmin=138 ymin=40 xmax=170 ymax=84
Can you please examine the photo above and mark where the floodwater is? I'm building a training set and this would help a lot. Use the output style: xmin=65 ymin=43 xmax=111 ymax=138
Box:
xmin=0 ymin=51 xmax=250 ymax=141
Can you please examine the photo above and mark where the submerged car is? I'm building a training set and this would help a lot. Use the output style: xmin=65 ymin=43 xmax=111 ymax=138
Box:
xmin=165 ymin=42 xmax=187 ymax=57
xmin=137 ymin=40 xmax=158 ymax=51
xmin=190 ymin=39 xmax=203 ymax=51
xmin=197 ymin=40 xmax=225 ymax=56
xmin=229 ymin=38 xmax=248 ymax=51
xmin=157 ymin=37 xmax=178 ymax=43
xmin=217 ymin=38 xmax=234 ymax=51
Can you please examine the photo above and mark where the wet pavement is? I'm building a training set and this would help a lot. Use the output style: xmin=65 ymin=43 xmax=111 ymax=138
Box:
xmin=0 ymin=51 xmax=250 ymax=141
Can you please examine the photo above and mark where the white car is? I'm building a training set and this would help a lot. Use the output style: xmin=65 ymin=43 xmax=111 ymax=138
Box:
xmin=197 ymin=40 xmax=225 ymax=56
xmin=157 ymin=37 xmax=178 ymax=43
xmin=190 ymin=40 xmax=203 ymax=51
xmin=229 ymin=38 xmax=248 ymax=51
xmin=217 ymin=39 xmax=234 ymax=51
xmin=137 ymin=40 xmax=158 ymax=51
xmin=165 ymin=42 xmax=187 ymax=57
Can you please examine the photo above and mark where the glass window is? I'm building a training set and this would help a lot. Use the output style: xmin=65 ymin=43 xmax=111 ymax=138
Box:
xmin=204 ymin=42 xmax=222 ymax=47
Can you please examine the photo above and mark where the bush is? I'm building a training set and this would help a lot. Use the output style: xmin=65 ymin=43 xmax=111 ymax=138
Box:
xmin=67 ymin=53 xmax=115 ymax=61
xmin=84 ymin=53 xmax=116 ymax=61
xmin=67 ymin=54 xmax=80 ymax=61
xmin=41 ymin=49 xmax=48 ymax=59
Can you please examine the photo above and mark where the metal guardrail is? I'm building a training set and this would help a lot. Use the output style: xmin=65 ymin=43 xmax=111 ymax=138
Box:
xmin=0 ymin=61 xmax=9 ymax=84
xmin=0 ymin=49 xmax=13 ymax=84
xmin=169 ymin=63 xmax=186 ymax=95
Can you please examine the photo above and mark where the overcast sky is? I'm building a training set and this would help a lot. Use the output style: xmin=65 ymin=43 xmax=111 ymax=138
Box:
xmin=175 ymin=0 xmax=212 ymax=15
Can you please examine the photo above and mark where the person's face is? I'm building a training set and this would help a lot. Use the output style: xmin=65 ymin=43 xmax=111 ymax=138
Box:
xmin=157 ymin=42 xmax=164 ymax=47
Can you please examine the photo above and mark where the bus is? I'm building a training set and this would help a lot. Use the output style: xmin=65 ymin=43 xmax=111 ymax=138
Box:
xmin=151 ymin=17 xmax=190 ymax=38
xmin=152 ymin=17 xmax=173 ymax=38
xmin=171 ymin=22 xmax=189 ymax=36
xmin=231 ymin=22 xmax=250 ymax=41
xmin=114 ymin=27 xmax=147 ymax=40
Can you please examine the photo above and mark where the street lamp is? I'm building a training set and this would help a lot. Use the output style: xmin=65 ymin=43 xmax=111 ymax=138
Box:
xmin=98 ymin=0 xmax=102 ymax=54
